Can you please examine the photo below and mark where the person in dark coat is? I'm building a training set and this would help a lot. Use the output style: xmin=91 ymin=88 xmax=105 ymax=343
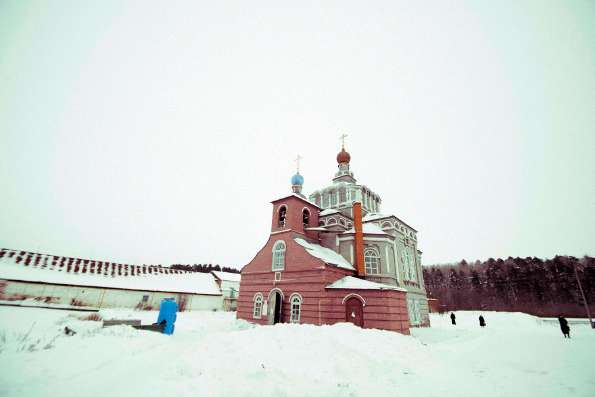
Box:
xmin=558 ymin=315 xmax=570 ymax=338
xmin=64 ymin=326 xmax=76 ymax=336
xmin=450 ymin=312 xmax=456 ymax=325
xmin=479 ymin=315 xmax=486 ymax=327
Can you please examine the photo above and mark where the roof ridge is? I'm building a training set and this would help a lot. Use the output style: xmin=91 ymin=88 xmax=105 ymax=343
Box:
xmin=0 ymin=248 xmax=196 ymax=277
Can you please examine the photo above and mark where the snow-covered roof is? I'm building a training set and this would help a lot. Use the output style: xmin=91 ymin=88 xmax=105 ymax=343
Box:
xmin=304 ymin=227 xmax=329 ymax=232
xmin=362 ymin=213 xmax=389 ymax=222
xmin=293 ymin=238 xmax=354 ymax=270
xmin=271 ymin=194 xmax=320 ymax=208
xmin=345 ymin=223 xmax=390 ymax=235
xmin=0 ymin=249 xmax=222 ymax=295
xmin=363 ymin=213 xmax=418 ymax=232
xmin=319 ymin=209 xmax=340 ymax=216
xmin=326 ymin=276 xmax=406 ymax=291
xmin=211 ymin=271 xmax=241 ymax=283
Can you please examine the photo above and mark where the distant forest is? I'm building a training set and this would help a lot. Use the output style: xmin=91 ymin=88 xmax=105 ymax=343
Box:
xmin=170 ymin=264 xmax=240 ymax=274
xmin=423 ymin=256 xmax=595 ymax=318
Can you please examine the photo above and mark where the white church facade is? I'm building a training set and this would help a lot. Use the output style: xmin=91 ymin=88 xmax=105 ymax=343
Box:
xmin=307 ymin=143 xmax=429 ymax=326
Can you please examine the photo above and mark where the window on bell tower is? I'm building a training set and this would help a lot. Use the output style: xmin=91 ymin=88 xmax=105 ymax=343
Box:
xmin=302 ymin=209 xmax=310 ymax=227
xmin=278 ymin=206 xmax=287 ymax=228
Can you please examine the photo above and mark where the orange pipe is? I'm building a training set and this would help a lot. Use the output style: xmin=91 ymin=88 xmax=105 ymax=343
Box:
xmin=353 ymin=202 xmax=365 ymax=277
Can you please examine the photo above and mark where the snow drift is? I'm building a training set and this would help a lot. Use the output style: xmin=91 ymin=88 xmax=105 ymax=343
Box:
xmin=0 ymin=308 xmax=593 ymax=397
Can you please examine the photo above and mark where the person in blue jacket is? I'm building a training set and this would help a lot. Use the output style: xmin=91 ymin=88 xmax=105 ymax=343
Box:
xmin=156 ymin=298 xmax=178 ymax=335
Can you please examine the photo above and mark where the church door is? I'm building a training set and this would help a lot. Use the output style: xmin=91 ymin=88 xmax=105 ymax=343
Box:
xmin=268 ymin=291 xmax=283 ymax=325
xmin=345 ymin=297 xmax=364 ymax=327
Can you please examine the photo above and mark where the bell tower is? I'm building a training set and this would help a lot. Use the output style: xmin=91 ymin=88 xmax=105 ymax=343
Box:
xmin=270 ymin=159 xmax=319 ymax=235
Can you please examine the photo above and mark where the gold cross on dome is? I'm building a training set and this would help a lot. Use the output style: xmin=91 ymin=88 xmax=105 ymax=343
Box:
xmin=294 ymin=154 xmax=302 ymax=172
xmin=339 ymin=133 xmax=348 ymax=149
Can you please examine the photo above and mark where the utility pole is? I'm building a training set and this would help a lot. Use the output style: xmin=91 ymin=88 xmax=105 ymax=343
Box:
xmin=574 ymin=258 xmax=594 ymax=329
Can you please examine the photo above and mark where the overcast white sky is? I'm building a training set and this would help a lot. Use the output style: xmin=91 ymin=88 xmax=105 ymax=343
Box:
xmin=1 ymin=1 xmax=593 ymax=269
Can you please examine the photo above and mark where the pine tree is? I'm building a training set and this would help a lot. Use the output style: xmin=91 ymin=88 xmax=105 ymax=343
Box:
xmin=423 ymin=255 xmax=595 ymax=317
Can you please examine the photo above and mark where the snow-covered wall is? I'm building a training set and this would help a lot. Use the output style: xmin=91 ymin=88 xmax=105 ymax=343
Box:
xmin=0 ymin=280 xmax=223 ymax=311
xmin=0 ymin=248 xmax=224 ymax=311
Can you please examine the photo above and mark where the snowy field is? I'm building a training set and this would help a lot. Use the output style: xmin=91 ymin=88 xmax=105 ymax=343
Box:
xmin=0 ymin=307 xmax=593 ymax=397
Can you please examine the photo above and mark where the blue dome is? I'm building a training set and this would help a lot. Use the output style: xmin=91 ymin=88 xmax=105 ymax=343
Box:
xmin=291 ymin=173 xmax=304 ymax=185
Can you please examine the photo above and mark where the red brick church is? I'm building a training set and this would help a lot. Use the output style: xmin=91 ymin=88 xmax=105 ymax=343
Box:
xmin=237 ymin=143 xmax=429 ymax=334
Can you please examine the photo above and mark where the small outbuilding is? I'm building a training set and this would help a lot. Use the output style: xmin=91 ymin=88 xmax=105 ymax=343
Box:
xmin=0 ymin=249 xmax=223 ymax=311
xmin=427 ymin=298 xmax=441 ymax=313
xmin=211 ymin=271 xmax=241 ymax=311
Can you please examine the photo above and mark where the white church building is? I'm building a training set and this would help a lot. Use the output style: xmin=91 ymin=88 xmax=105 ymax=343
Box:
xmin=306 ymin=142 xmax=429 ymax=326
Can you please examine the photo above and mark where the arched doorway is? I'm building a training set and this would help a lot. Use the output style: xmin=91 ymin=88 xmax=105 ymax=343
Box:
xmin=345 ymin=297 xmax=364 ymax=327
xmin=268 ymin=289 xmax=283 ymax=324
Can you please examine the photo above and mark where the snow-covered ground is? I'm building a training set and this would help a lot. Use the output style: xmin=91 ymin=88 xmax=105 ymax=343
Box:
xmin=0 ymin=307 xmax=593 ymax=397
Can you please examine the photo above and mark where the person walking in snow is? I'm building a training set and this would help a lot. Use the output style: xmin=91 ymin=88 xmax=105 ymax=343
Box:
xmin=450 ymin=312 xmax=456 ymax=325
xmin=558 ymin=315 xmax=570 ymax=338
xmin=479 ymin=315 xmax=486 ymax=327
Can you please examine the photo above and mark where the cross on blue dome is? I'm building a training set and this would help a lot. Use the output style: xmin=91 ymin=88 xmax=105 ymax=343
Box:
xmin=292 ymin=154 xmax=304 ymax=186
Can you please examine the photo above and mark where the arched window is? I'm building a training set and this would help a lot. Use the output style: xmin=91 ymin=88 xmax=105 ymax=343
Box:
xmin=289 ymin=294 xmax=302 ymax=323
xmin=323 ymin=193 xmax=330 ymax=208
xmin=381 ymin=222 xmax=392 ymax=229
xmin=409 ymin=251 xmax=417 ymax=281
xmin=330 ymin=190 xmax=337 ymax=206
xmin=278 ymin=206 xmax=287 ymax=228
xmin=327 ymin=218 xmax=337 ymax=225
xmin=319 ymin=220 xmax=325 ymax=226
xmin=400 ymin=250 xmax=408 ymax=278
xmin=402 ymin=249 xmax=416 ymax=280
xmin=339 ymin=187 xmax=346 ymax=203
xmin=339 ymin=218 xmax=346 ymax=227
xmin=272 ymin=240 xmax=286 ymax=271
xmin=364 ymin=248 xmax=380 ymax=275
xmin=313 ymin=194 xmax=321 ymax=206
xmin=302 ymin=209 xmax=310 ymax=227
xmin=253 ymin=293 xmax=263 ymax=319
